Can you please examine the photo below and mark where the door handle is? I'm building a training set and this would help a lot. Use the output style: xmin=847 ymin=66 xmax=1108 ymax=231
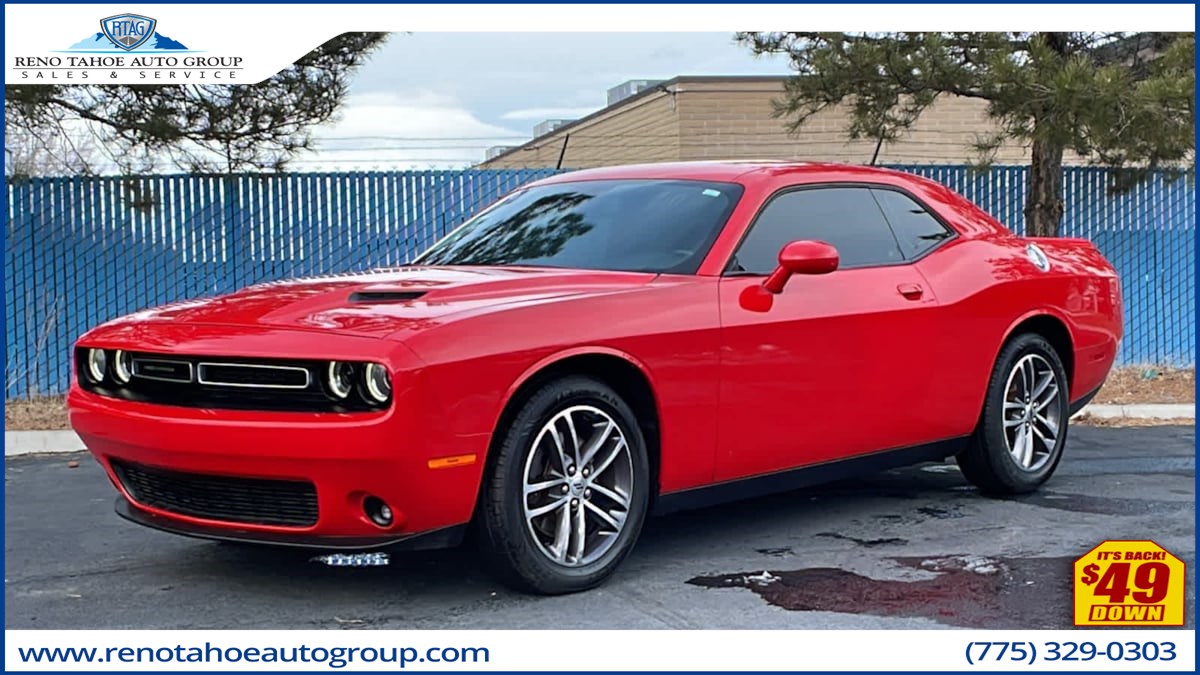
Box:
xmin=897 ymin=283 xmax=924 ymax=300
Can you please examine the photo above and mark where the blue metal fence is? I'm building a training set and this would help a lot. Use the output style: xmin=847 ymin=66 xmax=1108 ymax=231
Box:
xmin=4 ymin=166 xmax=1194 ymax=397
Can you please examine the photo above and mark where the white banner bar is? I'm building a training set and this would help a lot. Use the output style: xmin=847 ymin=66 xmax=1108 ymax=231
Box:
xmin=5 ymin=4 xmax=1196 ymax=84
xmin=5 ymin=629 xmax=1195 ymax=671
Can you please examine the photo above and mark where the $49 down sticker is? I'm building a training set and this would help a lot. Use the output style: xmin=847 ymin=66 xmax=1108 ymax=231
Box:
xmin=1074 ymin=540 xmax=1185 ymax=626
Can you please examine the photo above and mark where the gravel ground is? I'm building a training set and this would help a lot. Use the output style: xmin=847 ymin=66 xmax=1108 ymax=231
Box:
xmin=4 ymin=397 xmax=67 ymax=431
xmin=1095 ymin=367 xmax=1194 ymax=406
xmin=5 ymin=425 xmax=1193 ymax=629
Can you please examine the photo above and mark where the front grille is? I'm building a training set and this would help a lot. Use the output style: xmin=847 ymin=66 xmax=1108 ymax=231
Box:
xmin=112 ymin=460 xmax=318 ymax=527
xmin=76 ymin=349 xmax=387 ymax=413
xmin=132 ymin=358 xmax=193 ymax=383
xmin=197 ymin=362 xmax=310 ymax=389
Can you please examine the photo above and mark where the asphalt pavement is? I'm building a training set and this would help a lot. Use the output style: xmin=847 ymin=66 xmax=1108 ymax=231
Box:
xmin=5 ymin=425 xmax=1194 ymax=629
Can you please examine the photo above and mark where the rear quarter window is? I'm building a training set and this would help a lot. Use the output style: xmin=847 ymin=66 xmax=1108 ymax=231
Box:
xmin=870 ymin=188 xmax=954 ymax=260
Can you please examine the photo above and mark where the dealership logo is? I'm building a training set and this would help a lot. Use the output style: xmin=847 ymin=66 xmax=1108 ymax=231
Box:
xmin=12 ymin=11 xmax=243 ymax=81
xmin=67 ymin=13 xmax=189 ymax=52
xmin=100 ymin=14 xmax=157 ymax=51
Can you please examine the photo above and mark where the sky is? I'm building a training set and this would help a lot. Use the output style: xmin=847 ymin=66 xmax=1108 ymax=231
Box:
xmin=296 ymin=32 xmax=794 ymax=170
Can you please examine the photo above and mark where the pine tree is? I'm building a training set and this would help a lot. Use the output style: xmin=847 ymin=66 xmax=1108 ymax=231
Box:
xmin=738 ymin=32 xmax=1194 ymax=235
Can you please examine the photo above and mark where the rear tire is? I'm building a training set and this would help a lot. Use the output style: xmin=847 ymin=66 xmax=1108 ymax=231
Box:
xmin=476 ymin=375 xmax=649 ymax=594
xmin=958 ymin=333 xmax=1070 ymax=494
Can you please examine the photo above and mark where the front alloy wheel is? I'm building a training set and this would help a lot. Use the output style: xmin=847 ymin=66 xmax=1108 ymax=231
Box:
xmin=477 ymin=375 xmax=649 ymax=594
xmin=522 ymin=405 xmax=635 ymax=567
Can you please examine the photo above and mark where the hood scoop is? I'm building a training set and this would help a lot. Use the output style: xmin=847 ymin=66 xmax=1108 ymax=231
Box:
xmin=348 ymin=290 xmax=427 ymax=303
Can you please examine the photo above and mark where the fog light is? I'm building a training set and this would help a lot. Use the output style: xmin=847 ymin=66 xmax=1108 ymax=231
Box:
xmin=363 ymin=496 xmax=393 ymax=527
xmin=86 ymin=349 xmax=108 ymax=383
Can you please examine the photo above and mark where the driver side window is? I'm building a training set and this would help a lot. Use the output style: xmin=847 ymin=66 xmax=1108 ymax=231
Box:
xmin=731 ymin=187 xmax=904 ymax=273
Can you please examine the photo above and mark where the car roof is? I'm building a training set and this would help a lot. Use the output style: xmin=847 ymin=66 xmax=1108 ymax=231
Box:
xmin=527 ymin=160 xmax=1011 ymax=239
xmin=531 ymin=160 xmax=921 ymax=185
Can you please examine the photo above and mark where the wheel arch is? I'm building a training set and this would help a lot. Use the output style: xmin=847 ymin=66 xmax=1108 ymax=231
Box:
xmin=488 ymin=348 xmax=663 ymax=500
xmin=999 ymin=310 xmax=1076 ymax=396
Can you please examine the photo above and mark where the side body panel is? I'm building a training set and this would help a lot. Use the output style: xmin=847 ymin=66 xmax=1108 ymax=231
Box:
xmin=703 ymin=168 xmax=1121 ymax=480
xmin=715 ymin=267 xmax=943 ymax=480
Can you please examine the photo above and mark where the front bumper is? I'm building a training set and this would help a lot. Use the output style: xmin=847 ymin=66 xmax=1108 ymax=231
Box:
xmin=70 ymin=385 xmax=486 ymax=547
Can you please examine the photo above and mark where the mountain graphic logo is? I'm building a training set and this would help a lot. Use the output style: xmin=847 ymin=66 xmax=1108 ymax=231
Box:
xmin=68 ymin=13 xmax=189 ymax=52
xmin=101 ymin=14 xmax=156 ymax=50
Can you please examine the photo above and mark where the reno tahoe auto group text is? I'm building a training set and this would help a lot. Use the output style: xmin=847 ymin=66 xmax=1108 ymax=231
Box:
xmin=13 ymin=56 xmax=243 ymax=80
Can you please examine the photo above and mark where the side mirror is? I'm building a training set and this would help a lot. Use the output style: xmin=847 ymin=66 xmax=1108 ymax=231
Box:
xmin=762 ymin=240 xmax=839 ymax=294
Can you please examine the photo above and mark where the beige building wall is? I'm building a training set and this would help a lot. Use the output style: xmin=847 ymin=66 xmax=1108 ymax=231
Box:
xmin=483 ymin=88 xmax=681 ymax=169
xmin=481 ymin=76 xmax=1084 ymax=169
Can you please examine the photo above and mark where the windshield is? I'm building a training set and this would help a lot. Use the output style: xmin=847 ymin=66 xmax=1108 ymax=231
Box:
xmin=415 ymin=179 xmax=744 ymax=274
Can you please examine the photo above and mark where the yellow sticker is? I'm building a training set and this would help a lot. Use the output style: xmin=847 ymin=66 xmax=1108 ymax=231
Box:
xmin=1074 ymin=540 xmax=1185 ymax=626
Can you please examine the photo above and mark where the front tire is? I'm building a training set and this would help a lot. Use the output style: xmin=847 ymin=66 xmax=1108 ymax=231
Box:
xmin=477 ymin=376 xmax=649 ymax=594
xmin=958 ymin=333 xmax=1070 ymax=494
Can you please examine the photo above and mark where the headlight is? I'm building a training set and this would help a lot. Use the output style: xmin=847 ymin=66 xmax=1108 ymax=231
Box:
xmin=327 ymin=361 xmax=354 ymax=399
xmin=112 ymin=350 xmax=132 ymax=384
xmin=86 ymin=349 xmax=108 ymax=383
xmin=363 ymin=363 xmax=392 ymax=403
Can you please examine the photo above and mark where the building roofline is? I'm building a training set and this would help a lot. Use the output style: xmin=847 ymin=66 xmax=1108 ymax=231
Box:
xmin=479 ymin=74 xmax=790 ymax=166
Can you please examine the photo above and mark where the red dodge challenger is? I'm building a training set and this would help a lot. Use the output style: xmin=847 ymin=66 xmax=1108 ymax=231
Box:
xmin=69 ymin=161 xmax=1122 ymax=594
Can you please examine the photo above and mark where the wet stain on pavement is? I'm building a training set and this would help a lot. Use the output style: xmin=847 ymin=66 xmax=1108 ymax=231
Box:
xmin=688 ymin=554 xmax=1074 ymax=628
xmin=816 ymin=532 xmax=908 ymax=547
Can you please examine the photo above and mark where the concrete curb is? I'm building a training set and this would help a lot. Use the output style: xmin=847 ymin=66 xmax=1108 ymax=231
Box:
xmin=4 ymin=403 xmax=1195 ymax=457
xmin=5 ymin=430 xmax=85 ymax=457
xmin=1074 ymin=403 xmax=1195 ymax=420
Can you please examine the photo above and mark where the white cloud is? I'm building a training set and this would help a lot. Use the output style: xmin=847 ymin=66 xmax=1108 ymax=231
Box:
xmin=309 ymin=33 xmax=793 ymax=171
xmin=297 ymin=91 xmax=528 ymax=170
xmin=500 ymin=106 xmax=597 ymax=121
xmin=350 ymin=32 xmax=791 ymax=127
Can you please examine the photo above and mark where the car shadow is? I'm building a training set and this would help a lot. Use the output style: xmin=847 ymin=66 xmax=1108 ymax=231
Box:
xmin=190 ymin=462 xmax=977 ymax=597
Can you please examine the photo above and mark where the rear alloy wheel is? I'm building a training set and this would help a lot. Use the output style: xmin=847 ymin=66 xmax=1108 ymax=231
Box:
xmin=1001 ymin=354 xmax=1063 ymax=473
xmin=477 ymin=376 xmax=649 ymax=594
xmin=958 ymin=333 xmax=1070 ymax=494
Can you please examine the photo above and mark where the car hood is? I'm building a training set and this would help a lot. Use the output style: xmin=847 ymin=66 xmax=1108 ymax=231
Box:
xmin=107 ymin=266 xmax=658 ymax=339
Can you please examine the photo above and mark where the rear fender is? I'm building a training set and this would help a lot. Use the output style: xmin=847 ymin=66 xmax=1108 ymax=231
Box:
xmin=1024 ymin=237 xmax=1123 ymax=398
